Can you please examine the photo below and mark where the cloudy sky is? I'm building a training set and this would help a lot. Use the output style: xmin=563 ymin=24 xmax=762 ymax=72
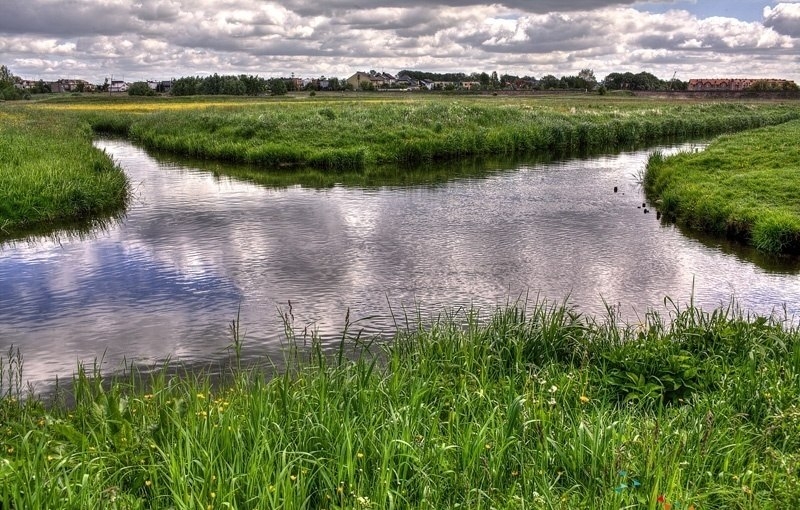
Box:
xmin=1 ymin=0 xmax=798 ymax=84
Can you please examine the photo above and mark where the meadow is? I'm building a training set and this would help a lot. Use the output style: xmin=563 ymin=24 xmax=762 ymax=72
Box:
xmin=1 ymin=300 xmax=799 ymax=509
xmin=645 ymin=120 xmax=800 ymax=254
xmin=0 ymin=108 xmax=129 ymax=237
xmin=99 ymin=97 xmax=800 ymax=171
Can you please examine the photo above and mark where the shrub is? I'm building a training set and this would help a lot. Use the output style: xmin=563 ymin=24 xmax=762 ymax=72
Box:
xmin=128 ymin=82 xmax=155 ymax=96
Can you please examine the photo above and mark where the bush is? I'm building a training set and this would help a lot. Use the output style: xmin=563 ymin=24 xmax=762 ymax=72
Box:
xmin=128 ymin=82 xmax=155 ymax=96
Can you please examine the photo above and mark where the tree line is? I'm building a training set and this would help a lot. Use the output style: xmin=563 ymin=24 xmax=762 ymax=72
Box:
xmin=8 ymin=63 xmax=788 ymax=101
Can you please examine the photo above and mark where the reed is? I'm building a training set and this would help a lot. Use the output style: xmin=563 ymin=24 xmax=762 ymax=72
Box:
xmin=1 ymin=300 xmax=798 ymax=508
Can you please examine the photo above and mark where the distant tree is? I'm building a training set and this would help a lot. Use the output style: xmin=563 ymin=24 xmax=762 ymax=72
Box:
xmin=32 ymin=79 xmax=52 ymax=94
xmin=478 ymin=72 xmax=491 ymax=90
xmin=219 ymin=75 xmax=246 ymax=95
xmin=630 ymin=72 xmax=661 ymax=91
xmin=603 ymin=71 xmax=670 ymax=91
xmin=239 ymin=74 xmax=267 ymax=95
xmin=198 ymin=73 xmax=223 ymax=95
xmin=539 ymin=75 xmax=560 ymax=90
xmin=128 ymin=81 xmax=155 ymax=96
xmin=0 ymin=64 xmax=22 ymax=100
xmin=577 ymin=68 xmax=597 ymax=89
xmin=268 ymin=78 xmax=287 ymax=95
xmin=0 ymin=65 xmax=12 ymax=83
xmin=490 ymin=71 xmax=500 ymax=90
xmin=171 ymin=77 xmax=200 ymax=96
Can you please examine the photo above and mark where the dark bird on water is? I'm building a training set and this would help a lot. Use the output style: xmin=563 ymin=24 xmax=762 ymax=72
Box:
xmin=613 ymin=186 xmax=618 ymax=193
xmin=644 ymin=208 xmax=649 ymax=214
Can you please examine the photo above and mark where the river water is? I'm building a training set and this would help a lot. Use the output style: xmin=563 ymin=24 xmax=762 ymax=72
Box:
xmin=2 ymin=139 xmax=799 ymax=389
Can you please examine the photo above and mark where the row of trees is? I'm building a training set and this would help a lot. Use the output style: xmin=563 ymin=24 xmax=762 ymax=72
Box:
xmin=166 ymin=74 xmax=357 ymax=95
xmin=165 ymin=74 xmax=298 ymax=96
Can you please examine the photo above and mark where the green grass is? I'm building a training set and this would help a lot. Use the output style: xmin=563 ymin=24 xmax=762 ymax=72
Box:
xmin=1 ymin=300 xmax=799 ymax=509
xmin=118 ymin=99 xmax=800 ymax=171
xmin=645 ymin=120 xmax=800 ymax=254
xmin=0 ymin=109 xmax=129 ymax=238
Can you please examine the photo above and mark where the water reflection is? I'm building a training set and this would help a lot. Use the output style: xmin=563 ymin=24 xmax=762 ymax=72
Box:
xmin=1 ymin=139 xmax=799 ymax=391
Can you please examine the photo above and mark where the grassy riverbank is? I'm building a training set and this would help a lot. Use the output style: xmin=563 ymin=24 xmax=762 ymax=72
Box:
xmin=645 ymin=120 xmax=800 ymax=254
xmin=1 ymin=301 xmax=799 ymax=509
xmin=0 ymin=109 xmax=129 ymax=238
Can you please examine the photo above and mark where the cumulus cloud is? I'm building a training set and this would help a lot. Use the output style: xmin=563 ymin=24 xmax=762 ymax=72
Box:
xmin=764 ymin=2 xmax=800 ymax=37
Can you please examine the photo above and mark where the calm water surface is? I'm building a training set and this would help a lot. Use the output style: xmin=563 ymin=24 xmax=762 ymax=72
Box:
xmin=2 ymin=140 xmax=799 ymax=388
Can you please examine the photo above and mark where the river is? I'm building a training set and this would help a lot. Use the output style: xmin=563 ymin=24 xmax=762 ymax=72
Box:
xmin=2 ymin=139 xmax=799 ymax=389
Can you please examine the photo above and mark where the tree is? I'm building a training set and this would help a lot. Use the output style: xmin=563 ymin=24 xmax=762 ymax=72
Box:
xmin=32 ymin=79 xmax=51 ymax=94
xmin=128 ymin=81 xmax=155 ymax=96
xmin=577 ymin=68 xmax=597 ymax=89
xmin=0 ymin=64 xmax=21 ymax=100
xmin=0 ymin=65 xmax=13 ymax=83
xmin=239 ymin=74 xmax=267 ymax=95
xmin=268 ymin=78 xmax=287 ymax=95
xmin=171 ymin=77 xmax=200 ymax=96
xmin=490 ymin=71 xmax=500 ymax=90
xmin=539 ymin=75 xmax=560 ymax=90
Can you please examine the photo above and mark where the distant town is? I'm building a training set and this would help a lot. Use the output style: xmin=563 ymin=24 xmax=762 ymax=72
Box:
xmin=2 ymin=65 xmax=798 ymax=99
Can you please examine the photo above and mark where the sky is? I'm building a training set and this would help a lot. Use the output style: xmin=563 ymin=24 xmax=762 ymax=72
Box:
xmin=0 ymin=0 xmax=798 ymax=84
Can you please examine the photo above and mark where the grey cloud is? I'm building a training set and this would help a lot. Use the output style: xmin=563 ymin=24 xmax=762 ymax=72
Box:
xmin=132 ymin=0 xmax=182 ymax=22
xmin=283 ymin=0 xmax=654 ymax=16
xmin=764 ymin=3 xmax=800 ymax=37
xmin=0 ymin=1 xmax=137 ymax=37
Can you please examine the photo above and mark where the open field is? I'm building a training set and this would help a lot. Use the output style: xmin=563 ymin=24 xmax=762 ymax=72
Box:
xmin=3 ymin=94 xmax=800 ymax=238
xmin=1 ymin=301 xmax=799 ymax=509
xmin=645 ymin=120 xmax=800 ymax=254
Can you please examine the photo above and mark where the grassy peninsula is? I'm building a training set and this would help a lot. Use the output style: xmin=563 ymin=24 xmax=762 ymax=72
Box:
xmin=645 ymin=120 xmax=800 ymax=254
xmin=1 ymin=301 xmax=799 ymax=508
xmin=0 ymin=109 xmax=129 ymax=237
xmin=119 ymin=99 xmax=800 ymax=170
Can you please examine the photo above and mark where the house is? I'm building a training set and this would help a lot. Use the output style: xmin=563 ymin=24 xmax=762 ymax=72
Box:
xmin=110 ymin=80 xmax=128 ymax=93
xmin=346 ymin=70 xmax=396 ymax=90
xmin=687 ymin=78 xmax=797 ymax=91
xmin=157 ymin=80 xmax=172 ymax=93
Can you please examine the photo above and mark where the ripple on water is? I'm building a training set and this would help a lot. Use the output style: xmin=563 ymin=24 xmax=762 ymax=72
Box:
xmin=1 ymin=139 xmax=799 ymax=390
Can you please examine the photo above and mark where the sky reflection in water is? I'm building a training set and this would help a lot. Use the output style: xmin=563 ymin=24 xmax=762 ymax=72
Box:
xmin=1 ymin=139 xmax=799 ymax=389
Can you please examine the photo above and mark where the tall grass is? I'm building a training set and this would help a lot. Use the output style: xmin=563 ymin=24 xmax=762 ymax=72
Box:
xmin=0 ymin=109 xmax=129 ymax=238
xmin=645 ymin=120 xmax=800 ymax=254
xmin=1 ymin=300 xmax=799 ymax=508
